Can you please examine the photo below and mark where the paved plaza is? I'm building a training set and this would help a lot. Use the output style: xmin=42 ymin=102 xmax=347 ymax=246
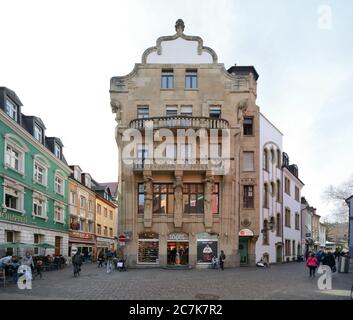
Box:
xmin=0 ymin=262 xmax=352 ymax=300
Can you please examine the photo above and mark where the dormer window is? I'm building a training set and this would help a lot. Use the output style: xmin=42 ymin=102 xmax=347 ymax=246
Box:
xmin=74 ymin=168 xmax=81 ymax=181
xmin=54 ymin=143 xmax=61 ymax=159
xmin=5 ymin=99 xmax=18 ymax=121
xmin=85 ymin=175 xmax=91 ymax=189
xmin=34 ymin=124 xmax=43 ymax=143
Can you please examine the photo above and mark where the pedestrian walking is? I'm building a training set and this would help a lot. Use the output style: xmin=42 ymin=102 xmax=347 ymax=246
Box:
xmin=322 ymin=251 xmax=336 ymax=272
xmin=306 ymin=253 xmax=318 ymax=278
xmin=72 ymin=251 xmax=83 ymax=277
xmin=219 ymin=250 xmax=226 ymax=270
xmin=33 ymin=259 xmax=43 ymax=280
xmin=97 ymin=250 xmax=104 ymax=268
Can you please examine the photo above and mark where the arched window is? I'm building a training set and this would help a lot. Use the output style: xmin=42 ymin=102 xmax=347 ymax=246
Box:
xmin=263 ymin=149 xmax=269 ymax=171
xmin=277 ymin=149 xmax=281 ymax=167
xmin=276 ymin=179 xmax=281 ymax=202
xmin=263 ymin=183 xmax=269 ymax=208
xmin=270 ymin=149 xmax=275 ymax=164
xmin=263 ymin=220 xmax=269 ymax=245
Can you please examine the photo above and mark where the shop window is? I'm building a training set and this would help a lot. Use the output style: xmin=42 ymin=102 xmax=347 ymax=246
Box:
xmin=138 ymin=233 xmax=159 ymax=264
xmin=183 ymin=183 xmax=204 ymax=214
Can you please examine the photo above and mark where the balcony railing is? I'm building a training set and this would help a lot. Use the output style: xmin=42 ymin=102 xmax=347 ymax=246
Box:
xmin=129 ymin=116 xmax=229 ymax=130
xmin=132 ymin=158 xmax=227 ymax=174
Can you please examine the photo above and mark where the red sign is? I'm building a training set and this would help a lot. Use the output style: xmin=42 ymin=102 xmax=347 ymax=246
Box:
xmin=70 ymin=231 xmax=93 ymax=240
xmin=118 ymin=234 xmax=126 ymax=242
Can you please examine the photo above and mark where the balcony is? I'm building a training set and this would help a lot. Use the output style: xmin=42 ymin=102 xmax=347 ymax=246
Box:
xmin=132 ymin=158 xmax=228 ymax=174
xmin=69 ymin=205 xmax=77 ymax=216
xmin=87 ymin=212 xmax=94 ymax=221
xmin=129 ymin=116 xmax=229 ymax=130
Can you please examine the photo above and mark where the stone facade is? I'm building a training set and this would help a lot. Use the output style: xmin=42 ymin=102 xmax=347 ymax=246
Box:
xmin=110 ymin=20 xmax=260 ymax=267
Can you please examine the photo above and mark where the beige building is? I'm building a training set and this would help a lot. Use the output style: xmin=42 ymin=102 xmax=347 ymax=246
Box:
xmin=110 ymin=20 xmax=260 ymax=267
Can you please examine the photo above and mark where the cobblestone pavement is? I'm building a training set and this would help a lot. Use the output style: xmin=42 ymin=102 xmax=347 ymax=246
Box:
xmin=0 ymin=262 xmax=352 ymax=300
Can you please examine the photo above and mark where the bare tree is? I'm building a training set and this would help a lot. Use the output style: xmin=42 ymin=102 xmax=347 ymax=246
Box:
xmin=323 ymin=174 xmax=353 ymax=223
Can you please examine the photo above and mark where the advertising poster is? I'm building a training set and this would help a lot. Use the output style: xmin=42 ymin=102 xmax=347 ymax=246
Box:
xmin=197 ymin=240 xmax=218 ymax=263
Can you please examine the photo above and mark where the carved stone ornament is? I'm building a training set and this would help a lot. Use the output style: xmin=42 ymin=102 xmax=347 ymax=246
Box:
xmin=175 ymin=19 xmax=185 ymax=34
xmin=241 ymin=218 xmax=251 ymax=228
xmin=111 ymin=100 xmax=122 ymax=122
xmin=237 ymin=98 xmax=248 ymax=123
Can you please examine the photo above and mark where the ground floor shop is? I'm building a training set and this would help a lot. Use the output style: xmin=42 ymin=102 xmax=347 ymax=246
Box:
xmin=68 ymin=231 xmax=95 ymax=258
xmin=0 ymin=221 xmax=68 ymax=257
xmin=96 ymin=237 xmax=115 ymax=257
xmin=123 ymin=230 xmax=257 ymax=268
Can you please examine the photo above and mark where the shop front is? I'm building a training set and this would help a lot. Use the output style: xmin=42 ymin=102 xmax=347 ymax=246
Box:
xmin=68 ymin=231 xmax=95 ymax=258
xmin=196 ymin=232 xmax=219 ymax=266
xmin=96 ymin=236 xmax=115 ymax=257
xmin=239 ymin=229 xmax=254 ymax=266
xmin=167 ymin=232 xmax=189 ymax=266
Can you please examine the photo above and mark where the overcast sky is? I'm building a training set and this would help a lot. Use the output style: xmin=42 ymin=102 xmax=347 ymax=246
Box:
xmin=1 ymin=0 xmax=352 ymax=220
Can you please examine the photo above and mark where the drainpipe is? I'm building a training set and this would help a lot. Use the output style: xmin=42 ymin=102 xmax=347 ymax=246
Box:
xmin=281 ymin=167 xmax=284 ymax=263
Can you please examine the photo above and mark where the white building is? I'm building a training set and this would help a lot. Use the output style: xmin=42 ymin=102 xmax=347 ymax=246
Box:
xmin=257 ymin=113 xmax=284 ymax=264
xmin=282 ymin=154 xmax=304 ymax=262
xmin=257 ymin=113 xmax=304 ymax=264
xmin=301 ymin=197 xmax=315 ymax=257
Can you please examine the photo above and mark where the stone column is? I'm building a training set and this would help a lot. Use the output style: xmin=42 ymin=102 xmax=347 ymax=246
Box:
xmin=173 ymin=171 xmax=183 ymax=228
xmin=204 ymin=172 xmax=214 ymax=230
xmin=143 ymin=171 xmax=153 ymax=228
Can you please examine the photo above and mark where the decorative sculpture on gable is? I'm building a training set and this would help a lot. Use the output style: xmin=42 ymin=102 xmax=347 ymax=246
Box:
xmin=236 ymin=98 xmax=248 ymax=124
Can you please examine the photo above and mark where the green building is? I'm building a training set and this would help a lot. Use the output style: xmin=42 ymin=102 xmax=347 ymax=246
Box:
xmin=0 ymin=87 xmax=72 ymax=257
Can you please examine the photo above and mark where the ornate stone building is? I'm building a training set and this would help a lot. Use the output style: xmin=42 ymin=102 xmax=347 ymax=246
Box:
xmin=110 ymin=20 xmax=260 ymax=267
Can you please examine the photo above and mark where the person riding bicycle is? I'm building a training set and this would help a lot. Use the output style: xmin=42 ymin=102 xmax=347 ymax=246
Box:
xmin=72 ymin=251 xmax=83 ymax=276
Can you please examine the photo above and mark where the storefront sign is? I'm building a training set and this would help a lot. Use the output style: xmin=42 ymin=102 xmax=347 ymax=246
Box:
xmin=167 ymin=232 xmax=189 ymax=241
xmin=197 ymin=240 xmax=218 ymax=263
xmin=69 ymin=231 xmax=93 ymax=240
xmin=196 ymin=232 xmax=218 ymax=240
xmin=0 ymin=212 xmax=27 ymax=224
xmin=239 ymin=229 xmax=254 ymax=236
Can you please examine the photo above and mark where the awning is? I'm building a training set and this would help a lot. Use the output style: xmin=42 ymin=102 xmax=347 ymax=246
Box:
xmin=239 ymin=229 xmax=254 ymax=236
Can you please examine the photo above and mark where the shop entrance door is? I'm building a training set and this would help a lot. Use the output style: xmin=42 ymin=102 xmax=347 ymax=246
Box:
xmin=167 ymin=242 xmax=189 ymax=265
xmin=239 ymin=237 xmax=249 ymax=265
xmin=55 ymin=236 xmax=61 ymax=256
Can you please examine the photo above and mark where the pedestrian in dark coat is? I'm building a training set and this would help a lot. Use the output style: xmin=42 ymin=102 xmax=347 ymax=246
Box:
xmin=322 ymin=252 xmax=336 ymax=272
xmin=219 ymin=250 xmax=226 ymax=270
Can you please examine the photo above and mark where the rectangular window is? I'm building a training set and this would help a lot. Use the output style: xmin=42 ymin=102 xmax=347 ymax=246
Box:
xmin=295 ymin=186 xmax=300 ymax=202
xmin=80 ymin=196 xmax=86 ymax=209
xmin=183 ymin=184 xmax=204 ymax=214
xmin=285 ymin=177 xmax=291 ymax=195
xmin=285 ymin=239 xmax=291 ymax=256
xmin=185 ymin=70 xmax=197 ymax=89
xmin=104 ymin=226 xmax=108 ymax=236
xmin=5 ymin=99 xmax=18 ymax=121
xmin=88 ymin=200 xmax=93 ymax=212
xmin=211 ymin=183 xmax=219 ymax=214
xmin=243 ymin=185 xmax=254 ymax=209
xmin=54 ymin=206 xmax=64 ymax=223
xmin=109 ymin=210 xmax=113 ymax=220
xmin=180 ymin=105 xmax=192 ymax=126
xmin=33 ymin=198 xmax=45 ymax=218
xmin=285 ymin=208 xmax=291 ymax=227
xmin=243 ymin=151 xmax=254 ymax=171
xmin=34 ymin=124 xmax=43 ymax=143
xmin=295 ymin=213 xmax=300 ymax=230
xmin=243 ymin=117 xmax=253 ymax=135
xmin=97 ymin=224 xmax=101 ymax=235
xmin=138 ymin=183 xmax=145 ymax=214
xmin=209 ymin=105 xmax=221 ymax=119
xmin=276 ymin=213 xmax=281 ymax=236
xmin=166 ymin=105 xmax=178 ymax=116
xmin=137 ymin=106 xmax=149 ymax=119
xmin=109 ymin=228 xmax=113 ymax=237
xmin=34 ymin=162 xmax=47 ymax=186
xmin=153 ymin=184 xmax=174 ymax=214
xmin=104 ymin=208 xmax=108 ymax=217
xmin=34 ymin=234 xmax=41 ymax=255
xmin=97 ymin=204 xmax=101 ymax=215
xmin=161 ymin=69 xmax=174 ymax=89
xmin=54 ymin=143 xmax=61 ymax=159
xmin=292 ymin=240 xmax=296 ymax=257
xmin=88 ymin=221 xmax=93 ymax=233
xmin=55 ymin=176 xmax=64 ymax=195
xmin=5 ymin=186 xmax=21 ymax=210
xmin=70 ymin=191 xmax=76 ymax=205
xmin=5 ymin=144 xmax=21 ymax=172
xmin=180 ymin=143 xmax=193 ymax=164
xmin=166 ymin=144 xmax=177 ymax=162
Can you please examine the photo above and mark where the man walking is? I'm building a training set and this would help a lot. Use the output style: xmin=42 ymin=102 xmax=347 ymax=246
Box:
xmin=219 ymin=250 xmax=226 ymax=270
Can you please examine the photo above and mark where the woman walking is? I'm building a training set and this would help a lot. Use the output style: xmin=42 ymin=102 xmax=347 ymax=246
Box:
xmin=306 ymin=253 xmax=318 ymax=278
